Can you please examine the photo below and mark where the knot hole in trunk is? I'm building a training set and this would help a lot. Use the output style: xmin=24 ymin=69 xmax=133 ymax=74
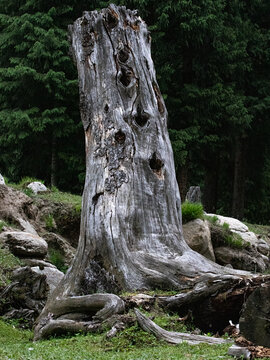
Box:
xmin=149 ymin=152 xmax=164 ymax=177
xmin=92 ymin=192 xmax=104 ymax=205
xmin=115 ymin=130 xmax=126 ymax=144
xmin=119 ymin=66 xmax=134 ymax=87
xmin=152 ymin=82 xmax=164 ymax=115
xmin=105 ymin=9 xmax=119 ymax=30
xmin=135 ymin=105 xmax=149 ymax=127
xmin=118 ymin=47 xmax=130 ymax=63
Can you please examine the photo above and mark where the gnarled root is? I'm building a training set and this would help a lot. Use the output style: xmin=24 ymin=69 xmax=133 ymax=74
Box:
xmin=135 ymin=309 xmax=230 ymax=345
xmin=34 ymin=293 xmax=125 ymax=340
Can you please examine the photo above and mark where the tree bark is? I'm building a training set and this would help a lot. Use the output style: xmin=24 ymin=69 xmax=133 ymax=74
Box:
xmin=203 ymin=156 xmax=219 ymax=213
xmin=176 ymin=161 xmax=189 ymax=202
xmin=34 ymin=5 xmax=263 ymax=340
xmin=50 ymin=134 xmax=57 ymax=187
xmin=232 ymin=137 xmax=246 ymax=219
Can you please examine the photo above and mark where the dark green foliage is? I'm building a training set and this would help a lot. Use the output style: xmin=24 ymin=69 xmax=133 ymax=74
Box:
xmin=48 ymin=249 xmax=68 ymax=273
xmin=181 ymin=201 xmax=204 ymax=224
xmin=0 ymin=0 xmax=270 ymax=222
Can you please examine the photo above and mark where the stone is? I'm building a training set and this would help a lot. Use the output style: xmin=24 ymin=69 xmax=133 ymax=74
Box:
xmin=182 ymin=219 xmax=215 ymax=261
xmin=31 ymin=266 xmax=64 ymax=294
xmin=257 ymin=239 xmax=270 ymax=256
xmin=214 ymin=246 xmax=266 ymax=272
xmin=0 ymin=266 xmax=49 ymax=327
xmin=206 ymin=214 xmax=260 ymax=247
xmin=27 ymin=181 xmax=48 ymax=195
xmin=0 ymin=185 xmax=38 ymax=226
xmin=0 ymin=174 xmax=5 ymax=185
xmin=16 ymin=217 xmax=38 ymax=235
xmin=239 ymin=285 xmax=270 ymax=348
xmin=0 ymin=231 xmax=48 ymax=258
xmin=21 ymin=259 xmax=57 ymax=269
xmin=185 ymin=186 xmax=201 ymax=203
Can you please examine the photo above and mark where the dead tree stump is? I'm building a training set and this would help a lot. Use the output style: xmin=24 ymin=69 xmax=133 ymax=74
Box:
xmin=34 ymin=5 xmax=269 ymax=340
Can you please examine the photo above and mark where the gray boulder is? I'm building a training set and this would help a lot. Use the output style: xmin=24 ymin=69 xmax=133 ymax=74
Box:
xmin=0 ymin=265 xmax=63 ymax=327
xmin=0 ymin=174 xmax=5 ymax=185
xmin=0 ymin=231 xmax=48 ymax=258
xmin=214 ymin=246 xmax=266 ymax=272
xmin=31 ymin=266 xmax=64 ymax=294
xmin=185 ymin=186 xmax=201 ymax=203
xmin=182 ymin=219 xmax=215 ymax=262
xmin=27 ymin=181 xmax=47 ymax=195
xmin=240 ymin=285 xmax=270 ymax=348
xmin=206 ymin=213 xmax=265 ymax=249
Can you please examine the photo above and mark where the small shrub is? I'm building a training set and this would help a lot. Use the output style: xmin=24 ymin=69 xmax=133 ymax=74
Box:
xmin=45 ymin=214 xmax=55 ymax=231
xmin=181 ymin=201 xmax=204 ymax=224
xmin=223 ymin=232 xmax=246 ymax=249
xmin=22 ymin=187 xmax=34 ymax=197
xmin=18 ymin=176 xmax=44 ymax=188
xmin=222 ymin=222 xmax=230 ymax=231
xmin=51 ymin=185 xmax=59 ymax=193
xmin=0 ymin=220 xmax=7 ymax=232
xmin=49 ymin=249 xmax=68 ymax=273
xmin=0 ymin=245 xmax=21 ymax=287
xmin=204 ymin=214 xmax=218 ymax=224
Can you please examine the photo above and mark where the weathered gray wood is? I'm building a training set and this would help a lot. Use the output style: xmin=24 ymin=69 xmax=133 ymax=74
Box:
xmin=228 ymin=345 xmax=251 ymax=359
xmin=34 ymin=293 xmax=125 ymax=340
xmin=65 ymin=3 xmax=248 ymax=294
xmin=34 ymin=4 xmax=261 ymax=340
xmin=135 ymin=309 xmax=230 ymax=345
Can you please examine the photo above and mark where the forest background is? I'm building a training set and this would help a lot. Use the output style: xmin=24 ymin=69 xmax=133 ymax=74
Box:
xmin=0 ymin=0 xmax=269 ymax=223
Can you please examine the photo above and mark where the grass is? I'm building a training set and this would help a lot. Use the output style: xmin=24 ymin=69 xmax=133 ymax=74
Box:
xmin=48 ymin=249 xmax=68 ymax=273
xmin=0 ymin=319 xmax=235 ymax=360
xmin=38 ymin=187 xmax=82 ymax=212
xmin=244 ymin=222 xmax=270 ymax=238
xmin=6 ymin=177 xmax=82 ymax=211
xmin=0 ymin=220 xmax=7 ymax=232
xmin=181 ymin=202 xmax=204 ymax=224
xmin=0 ymin=245 xmax=20 ymax=287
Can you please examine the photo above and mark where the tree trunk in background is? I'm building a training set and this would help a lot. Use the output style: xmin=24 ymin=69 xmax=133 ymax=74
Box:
xmin=176 ymin=161 xmax=189 ymax=201
xmin=34 ymin=5 xmax=257 ymax=340
xmin=203 ymin=157 xmax=219 ymax=213
xmin=232 ymin=137 xmax=245 ymax=219
xmin=50 ymin=134 xmax=57 ymax=187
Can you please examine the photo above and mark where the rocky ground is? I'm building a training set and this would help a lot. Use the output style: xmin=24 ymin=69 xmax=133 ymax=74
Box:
xmin=0 ymin=183 xmax=80 ymax=327
xmin=0 ymin=182 xmax=269 ymax=330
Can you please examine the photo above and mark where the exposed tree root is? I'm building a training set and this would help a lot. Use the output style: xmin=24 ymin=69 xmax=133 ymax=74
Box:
xmin=135 ymin=309 xmax=230 ymax=345
xmin=34 ymin=293 xmax=125 ymax=340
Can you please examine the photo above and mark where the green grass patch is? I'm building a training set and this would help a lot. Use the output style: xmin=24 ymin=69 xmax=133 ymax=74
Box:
xmin=48 ymin=249 xmax=68 ymax=273
xmin=181 ymin=202 xmax=204 ymax=224
xmin=0 ymin=320 xmax=234 ymax=360
xmin=244 ymin=222 xmax=270 ymax=237
xmin=223 ymin=232 xmax=247 ymax=249
xmin=44 ymin=214 xmax=55 ymax=231
xmin=0 ymin=220 xmax=7 ymax=232
xmin=38 ymin=189 xmax=82 ymax=212
xmin=204 ymin=214 xmax=219 ymax=225
xmin=0 ymin=245 xmax=20 ymax=287
xmin=7 ymin=176 xmax=44 ymax=191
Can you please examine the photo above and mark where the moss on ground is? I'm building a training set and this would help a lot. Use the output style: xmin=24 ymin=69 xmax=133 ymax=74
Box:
xmin=0 ymin=245 xmax=20 ymax=287
xmin=0 ymin=319 xmax=235 ymax=360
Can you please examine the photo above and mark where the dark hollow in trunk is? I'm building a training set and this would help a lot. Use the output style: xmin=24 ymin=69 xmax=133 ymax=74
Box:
xmin=34 ymin=5 xmax=265 ymax=341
